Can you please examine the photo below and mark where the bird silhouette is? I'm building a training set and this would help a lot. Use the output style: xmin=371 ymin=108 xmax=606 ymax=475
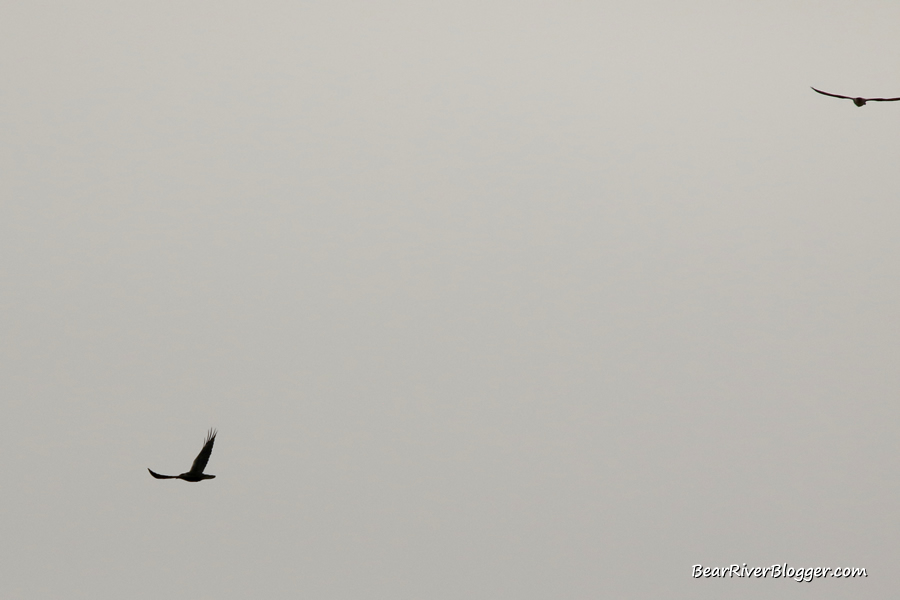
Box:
xmin=149 ymin=429 xmax=217 ymax=482
xmin=811 ymin=87 xmax=900 ymax=107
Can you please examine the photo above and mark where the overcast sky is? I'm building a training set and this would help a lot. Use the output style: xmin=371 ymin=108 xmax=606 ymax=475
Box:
xmin=3 ymin=2 xmax=900 ymax=598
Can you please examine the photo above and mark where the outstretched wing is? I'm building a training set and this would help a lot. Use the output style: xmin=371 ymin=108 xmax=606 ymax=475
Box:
xmin=188 ymin=428 xmax=217 ymax=475
xmin=148 ymin=468 xmax=177 ymax=479
xmin=867 ymin=97 xmax=900 ymax=102
xmin=811 ymin=87 xmax=854 ymax=100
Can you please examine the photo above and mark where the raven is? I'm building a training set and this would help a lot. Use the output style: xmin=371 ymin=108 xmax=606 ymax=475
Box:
xmin=149 ymin=429 xmax=217 ymax=482
xmin=811 ymin=87 xmax=900 ymax=107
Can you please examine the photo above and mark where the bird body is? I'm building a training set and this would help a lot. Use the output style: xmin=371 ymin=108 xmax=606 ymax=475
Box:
xmin=811 ymin=87 xmax=900 ymax=107
xmin=149 ymin=429 xmax=217 ymax=482
xmin=148 ymin=469 xmax=216 ymax=482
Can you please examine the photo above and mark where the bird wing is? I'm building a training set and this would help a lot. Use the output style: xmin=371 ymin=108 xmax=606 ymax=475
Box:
xmin=148 ymin=468 xmax=177 ymax=479
xmin=188 ymin=428 xmax=217 ymax=475
xmin=811 ymin=87 xmax=854 ymax=100
xmin=867 ymin=97 xmax=900 ymax=102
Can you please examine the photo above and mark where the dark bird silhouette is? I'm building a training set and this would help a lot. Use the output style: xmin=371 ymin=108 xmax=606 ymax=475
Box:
xmin=149 ymin=429 xmax=217 ymax=482
xmin=811 ymin=86 xmax=900 ymax=107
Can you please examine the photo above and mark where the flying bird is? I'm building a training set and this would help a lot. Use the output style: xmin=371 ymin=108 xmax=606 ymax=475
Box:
xmin=811 ymin=87 xmax=900 ymax=107
xmin=148 ymin=428 xmax=217 ymax=482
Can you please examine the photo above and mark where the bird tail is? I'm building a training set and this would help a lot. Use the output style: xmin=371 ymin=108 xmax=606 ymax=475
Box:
xmin=148 ymin=468 xmax=177 ymax=479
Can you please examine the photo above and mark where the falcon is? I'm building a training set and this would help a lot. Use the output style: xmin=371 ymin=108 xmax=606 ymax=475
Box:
xmin=148 ymin=428 xmax=217 ymax=482
xmin=811 ymin=86 xmax=900 ymax=107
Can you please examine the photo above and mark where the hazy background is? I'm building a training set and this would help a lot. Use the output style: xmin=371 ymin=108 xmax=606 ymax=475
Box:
xmin=2 ymin=1 xmax=900 ymax=598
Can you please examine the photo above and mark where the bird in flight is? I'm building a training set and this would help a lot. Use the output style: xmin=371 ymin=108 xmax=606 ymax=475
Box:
xmin=149 ymin=429 xmax=217 ymax=482
xmin=811 ymin=87 xmax=900 ymax=107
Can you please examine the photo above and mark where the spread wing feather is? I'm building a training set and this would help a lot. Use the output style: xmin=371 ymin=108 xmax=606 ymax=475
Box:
xmin=811 ymin=87 xmax=853 ymax=100
xmin=148 ymin=468 xmax=177 ymax=479
xmin=188 ymin=428 xmax=217 ymax=475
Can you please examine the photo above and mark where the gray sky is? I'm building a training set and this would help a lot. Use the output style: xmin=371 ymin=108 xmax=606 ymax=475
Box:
xmin=2 ymin=1 xmax=899 ymax=598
